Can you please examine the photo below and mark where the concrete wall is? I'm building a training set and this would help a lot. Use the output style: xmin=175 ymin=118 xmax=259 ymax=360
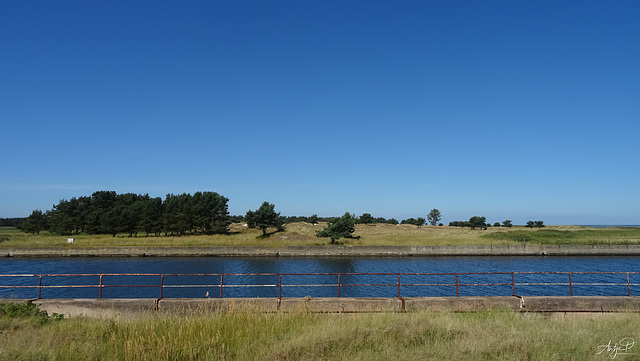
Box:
xmin=5 ymin=245 xmax=640 ymax=257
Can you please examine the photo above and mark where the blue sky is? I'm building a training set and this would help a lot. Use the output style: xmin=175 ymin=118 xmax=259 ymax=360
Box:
xmin=1 ymin=1 xmax=639 ymax=225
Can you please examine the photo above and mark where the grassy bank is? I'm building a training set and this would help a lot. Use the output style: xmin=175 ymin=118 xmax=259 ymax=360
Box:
xmin=1 ymin=224 xmax=640 ymax=248
xmin=0 ymin=302 xmax=638 ymax=360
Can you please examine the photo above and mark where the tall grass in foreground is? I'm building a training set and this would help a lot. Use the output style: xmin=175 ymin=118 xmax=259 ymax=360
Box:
xmin=1 ymin=303 xmax=639 ymax=360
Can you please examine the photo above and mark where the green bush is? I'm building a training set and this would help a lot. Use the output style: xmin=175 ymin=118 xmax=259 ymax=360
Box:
xmin=0 ymin=301 xmax=63 ymax=323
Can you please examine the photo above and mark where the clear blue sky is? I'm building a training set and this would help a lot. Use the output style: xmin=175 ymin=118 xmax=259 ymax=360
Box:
xmin=2 ymin=1 xmax=639 ymax=225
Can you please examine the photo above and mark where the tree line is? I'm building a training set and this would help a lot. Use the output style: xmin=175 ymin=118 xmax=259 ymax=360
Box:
xmin=354 ymin=209 xmax=443 ymax=227
xmin=0 ymin=218 xmax=25 ymax=228
xmin=449 ymin=217 xmax=544 ymax=230
xmin=12 ymin=191 xmax=544 ymax=241
xmin=20 ymin=191 xmax=232 ymax=236
xmin=17 ymin=191 xmax=391 ymax=237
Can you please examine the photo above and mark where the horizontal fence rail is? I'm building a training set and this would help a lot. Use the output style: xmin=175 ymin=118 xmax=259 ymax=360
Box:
xmin=0 ymin=272 xmax=639 ymax=300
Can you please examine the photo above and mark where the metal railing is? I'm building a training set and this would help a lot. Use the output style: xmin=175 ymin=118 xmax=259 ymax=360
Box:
xmin=0 ymin=271 xmax=638 ymax=299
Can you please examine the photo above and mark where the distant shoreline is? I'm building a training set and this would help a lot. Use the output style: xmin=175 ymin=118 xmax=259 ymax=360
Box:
xmin=4 ymin=244 xmax=640 ymax=258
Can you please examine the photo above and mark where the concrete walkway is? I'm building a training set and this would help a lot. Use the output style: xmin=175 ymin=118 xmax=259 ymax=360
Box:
xmin=10 ymin=296 xmax=638 ymax=318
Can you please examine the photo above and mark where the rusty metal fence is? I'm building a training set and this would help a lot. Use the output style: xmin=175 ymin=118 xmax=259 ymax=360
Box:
xmin=1 ymin=271 xmax=639 ymax=299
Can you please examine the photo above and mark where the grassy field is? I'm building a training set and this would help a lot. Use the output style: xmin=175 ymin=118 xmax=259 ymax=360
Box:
xmin=0 ymin=301 xmax=638 ymax=360
xmin=1 ymin=224 xmax=640 ymax=248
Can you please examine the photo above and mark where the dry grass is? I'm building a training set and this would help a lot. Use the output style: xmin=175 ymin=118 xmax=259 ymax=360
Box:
xmin=1 ymin=224 xmax=639 ymax=248
xmin=349 ymin=223 xmax=514 ymax=246
xmin=1 ymin=304 xmax=638 ymax=360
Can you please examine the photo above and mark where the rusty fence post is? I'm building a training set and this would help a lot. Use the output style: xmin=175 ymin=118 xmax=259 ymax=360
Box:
xmin=568 ymin=272 xmax=573 ymax=296
xmin=511 ymin=272 xmax=516 ymax=296
xmin=337 ymin=274 xmax=341 ymax=298
xmin=38 ymin=275 xmax=43 ymax=299
xmin=455 ymin=274 xmax=459 ymax=297
xmin=219 ymin=274 xmax=224 ymax=298
xmin=159 ymin=275 xmax=164 ymax=299
xmin=99 ymin=274 xmax=103 ymax=299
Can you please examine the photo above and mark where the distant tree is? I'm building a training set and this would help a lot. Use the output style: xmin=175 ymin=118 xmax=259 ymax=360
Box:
xmin=163 ymin=193 xmax=192 ymax=235
xmin=449 ymin=221 xmax=466 ymax=227
xmin=47 ymin=205 xmax=74 ymax=235
xmin=387 ymin=218 xmax=399 ymax=225
xmin=245 ymin=201 xmax=284 ymax=236
xmin=63 ymin=196 xmax=91 ymax=233
xmin=162 ymin=193 xmax=178 ymax=235
xmin=47 ymin=196 xmax=89 ymax=234
xmin=400 ymin=217 xmax=425 ymax=227
xmin=468 ymin=216 xmax=487 ymax=230
xmin=101 ymin=204 xmax=125 ymax=237
xmin=427 ymin=209 xmax=441 ymax=226
xmin=359 ymin=213 xmax=374 ymax=225
xmin=21 ymin=210 xmax=47 ymax=234
xmin=316 ymin=212 xmax=356 ymax=244
xmin=526 ymin=220 xmax=545 ymax=228
xmin=502 ymin=220 xmax=513 ymax=228
xmin=138 ymin=196 xmax=163 ymax=236
xmin=493 ymin=222 xmax=501 ymax=227
xmin=191 ymin=191 xmax=230 ymax=234
xmin=117 ymin=193 xmax=142 ymax=237
xmin=308 ymin=214 xmax=319 ymax=225
xmin=323 ymin=216 xmax=339 ymax=224
xmin=85 ymin=191 xmax=118 ymax=234
xmin=0 ymin=218 xmax=26 ymax=227
xmin=283 ymin=216 xmax=298 ymax=223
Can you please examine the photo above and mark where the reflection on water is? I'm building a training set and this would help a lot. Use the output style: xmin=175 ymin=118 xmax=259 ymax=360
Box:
xmin=0 ymin=256 xmax=638 ymax=299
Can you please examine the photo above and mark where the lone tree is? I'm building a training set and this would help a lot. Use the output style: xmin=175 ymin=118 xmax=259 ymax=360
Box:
xmin=245 ymin=201 xmax=284 ymax=236
xmin=427 ymin=209 xmax=441 ymax=226
xmin=468 ymin=216 xmax=487 ymax=230
xmin=502 ymin=220 xmax=513 ymax=228
xmin=316 ymin=212 xmax=356 ymax=244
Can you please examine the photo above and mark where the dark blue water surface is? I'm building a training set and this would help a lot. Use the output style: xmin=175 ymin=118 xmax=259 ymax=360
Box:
xmin=0 ymin=256 xmax=638 ymax=299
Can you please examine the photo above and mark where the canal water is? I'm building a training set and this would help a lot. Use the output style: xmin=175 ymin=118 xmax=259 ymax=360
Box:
xmin=0 ymin=256 xmax=638 ymax=299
